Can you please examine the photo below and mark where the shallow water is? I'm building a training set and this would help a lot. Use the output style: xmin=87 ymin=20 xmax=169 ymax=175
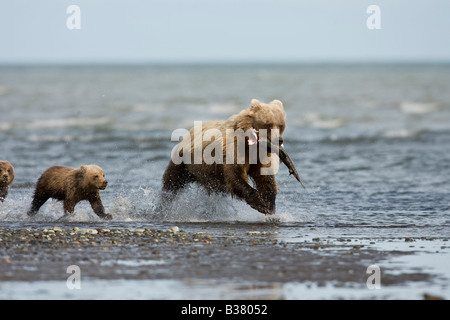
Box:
xmin=1 ymin=64 xmax=449 ymax=299
xmin=0 ymin=276 xmax=447 ymax=300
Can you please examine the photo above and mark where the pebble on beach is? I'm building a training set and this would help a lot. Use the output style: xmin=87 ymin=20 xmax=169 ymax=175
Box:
xmin=0 ymin=226 xmax=214 ymax=248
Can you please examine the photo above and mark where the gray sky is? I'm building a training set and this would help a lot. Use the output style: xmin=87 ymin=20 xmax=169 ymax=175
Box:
xmin=0 ymin=0 xmax=449 ymax=64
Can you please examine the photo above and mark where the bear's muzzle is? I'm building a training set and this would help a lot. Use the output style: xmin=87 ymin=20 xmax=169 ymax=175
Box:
xmin=100 ymin=180 xmax=108 ymax=190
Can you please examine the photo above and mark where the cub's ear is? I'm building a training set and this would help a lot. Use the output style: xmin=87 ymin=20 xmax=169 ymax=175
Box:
xmin=80 ymin=165 xmax=87 ymax=172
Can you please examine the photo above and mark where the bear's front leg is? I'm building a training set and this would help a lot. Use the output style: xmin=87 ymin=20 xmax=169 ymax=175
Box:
xmin=250 ymin=171 xmax=278 ymax=214
xmin=0 ymin=187 xmax=7 ymax=202
xmin=88 ymin=194 xmax=112 ymax=220
xmin=63 ymin=200 xmax=76 ymax=215
xmin=224 ymin=165 xmax=273 ymax=214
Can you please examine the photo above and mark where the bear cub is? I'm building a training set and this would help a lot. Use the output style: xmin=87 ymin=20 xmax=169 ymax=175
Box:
xmin=27 ymin=165 xmax=111 ymax=220
xmin=0 ymin=161 xmax=15 ymax=202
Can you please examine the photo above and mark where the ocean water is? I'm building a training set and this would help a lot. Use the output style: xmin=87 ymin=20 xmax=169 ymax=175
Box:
xmin=1 ymin=63 xmax=449 ymax=233
xmin=1 ymin=63 xmax=450 ymax=299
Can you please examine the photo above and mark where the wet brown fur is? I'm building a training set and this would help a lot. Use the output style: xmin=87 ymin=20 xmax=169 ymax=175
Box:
xmin=161 ymin=99 xmax=286 ymax=214
xmin=27 ymin=165 xmax=111 ymax=219
xmin=0 ymin=161 xmax=15 ymax=202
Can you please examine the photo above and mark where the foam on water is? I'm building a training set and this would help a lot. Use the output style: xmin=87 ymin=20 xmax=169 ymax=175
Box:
xmin=399 ymin=102 xmax=441 ymax=114
xmin=26 ymin=117 xmax=114 ymax=130
xmin=383 ymin=129 xmax=420 ymax=138
xmin=300 ymin=113 xmax=349 ymax=129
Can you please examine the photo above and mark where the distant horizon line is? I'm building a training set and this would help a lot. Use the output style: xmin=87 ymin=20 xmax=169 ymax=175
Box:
xmin=1 ymin=59 xmax=450 ymax=67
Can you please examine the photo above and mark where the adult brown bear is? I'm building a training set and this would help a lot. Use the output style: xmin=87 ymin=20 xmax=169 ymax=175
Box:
xmin=160 ymin=99 xmax=304 ymax=215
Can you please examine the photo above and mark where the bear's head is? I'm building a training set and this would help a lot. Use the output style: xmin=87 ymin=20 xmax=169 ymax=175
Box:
xmin=239 ymin=100 xmax=305 ymax=187
xmin=246 ymin=99 xmax=286 ymax=144
xmin=80 ymin=165 xmax=108 ymax=190
xmin=0 ymin=161 xmax=15 ymax=187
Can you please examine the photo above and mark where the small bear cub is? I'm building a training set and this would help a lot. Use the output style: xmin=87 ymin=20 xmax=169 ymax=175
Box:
xmin=0 ymin=161 xmax=15 ymax=202
xmin=27 ymin=165 xmax=111 ymax=220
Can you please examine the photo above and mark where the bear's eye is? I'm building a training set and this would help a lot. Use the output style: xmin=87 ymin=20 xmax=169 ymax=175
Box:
xmin=94 ymin=175 xmax=99 ymax=179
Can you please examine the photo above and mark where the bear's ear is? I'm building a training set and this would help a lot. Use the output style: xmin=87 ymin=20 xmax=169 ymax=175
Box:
xmin=271 ymin=100 xmax=283 ymax=108
xmin=249 ymin=99 xmax=261 ymax=115
xmin=80 ymin=165 xmax=87 ymax=172
xmin=250 ymin=99 xmax=261 ymax=108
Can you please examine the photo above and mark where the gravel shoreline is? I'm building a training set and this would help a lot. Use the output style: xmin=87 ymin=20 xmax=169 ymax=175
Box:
xmin=0 ymin=226 xmax=447 ymax=299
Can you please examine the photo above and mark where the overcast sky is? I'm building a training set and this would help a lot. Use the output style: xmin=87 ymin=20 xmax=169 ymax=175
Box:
xmin=0 ymin=0 xmax=449 ymax=64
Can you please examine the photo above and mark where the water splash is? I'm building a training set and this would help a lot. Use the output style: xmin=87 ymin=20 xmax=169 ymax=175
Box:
xmin=0 ymin=185 xmax=309 ymax=224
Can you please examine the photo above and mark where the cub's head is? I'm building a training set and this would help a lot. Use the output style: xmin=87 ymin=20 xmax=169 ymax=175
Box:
xmin=80 ymin=165 xmax=108 ymax=190
xmin=0 ymin=161 xmax=15 ymax=187
xmin=247 ymin=99 xmax=286 ymax=144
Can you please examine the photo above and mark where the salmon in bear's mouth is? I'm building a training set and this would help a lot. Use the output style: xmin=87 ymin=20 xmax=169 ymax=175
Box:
xmin=266 ymin=139 xmax=306 ymax=189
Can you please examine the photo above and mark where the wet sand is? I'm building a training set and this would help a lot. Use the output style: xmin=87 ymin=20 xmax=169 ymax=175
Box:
xmin=0 ymin=225 xmax=448 ymax=299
